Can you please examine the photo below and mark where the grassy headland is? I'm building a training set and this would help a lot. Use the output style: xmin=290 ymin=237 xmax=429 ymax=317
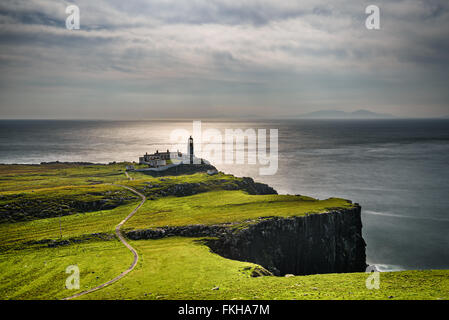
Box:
xmin=0 ymin=163 xmax=447 ymax=300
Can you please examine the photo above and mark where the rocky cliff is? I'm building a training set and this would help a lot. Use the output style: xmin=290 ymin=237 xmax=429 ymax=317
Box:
xmin=135 ymin=174 xmax=277 ymax=199
xmin=126 ymin=206 xmax=366 ymax=276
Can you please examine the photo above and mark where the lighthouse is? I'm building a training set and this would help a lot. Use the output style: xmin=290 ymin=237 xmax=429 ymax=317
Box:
xmin=188 ymin=136 xmax=194 ymax=164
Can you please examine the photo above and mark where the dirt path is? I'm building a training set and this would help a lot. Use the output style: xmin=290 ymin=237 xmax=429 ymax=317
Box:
xmin=63 ymin=185 xmax=145 ymax=300
xmin=124 ymin=171 xmax=133 ymax=181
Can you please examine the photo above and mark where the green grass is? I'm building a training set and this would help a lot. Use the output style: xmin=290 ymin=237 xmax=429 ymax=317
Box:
xmin=0 ymin=239 xmax=133 ymax=300
xmin=3 ymin=237 xmax=446 ymax=300
xmin=0 ymin=163 xmax=448 ymax=300
xmin=125 ymin=190 xmax=353 ymax=230
xmin=0 ymin=201 xmax=140 ymax=250
xmin=124 ymin=171 xmax=245 ymax=198
xmin=0 ymin=188 xmax=350 ymax=251
xmin=127 ymin=171 xmax=239 ymax=185
xmin=80 ymin=237 xmax=449 ymax=300
xmin=0 ymin=184 xmax=137 ymax=223
xmin=0 ymin=163 xmax=129 ymax=192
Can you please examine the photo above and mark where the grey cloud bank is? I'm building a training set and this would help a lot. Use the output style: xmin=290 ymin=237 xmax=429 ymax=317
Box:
xmin=0 ymin=0 xmax=448 ymax=119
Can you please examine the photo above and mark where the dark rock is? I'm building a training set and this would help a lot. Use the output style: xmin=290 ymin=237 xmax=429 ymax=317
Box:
xmin=251 ymin=266 xmax=273 ymax=277
xmin=126 ymin=206 xmax=366 ymax=277
xmin=47 ymin=239 xmax=70 ymax=247
xmin=140 ymin=164 xmax=217 ymax=177
xmin=126 ymin=225 xmax=230 ymax=240
xmin=206 ymin=207 xmax=367 ymax=276
xmin=0 ymin=190 xmax=137 ymax=223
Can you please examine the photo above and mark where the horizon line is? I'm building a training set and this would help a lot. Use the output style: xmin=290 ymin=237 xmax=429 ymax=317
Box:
xmin=0 ymin=116 xmax=447 ymax=121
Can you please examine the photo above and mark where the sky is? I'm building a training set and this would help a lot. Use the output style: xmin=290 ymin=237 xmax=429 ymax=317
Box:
xmin=0 ymin=0 xmax=448 ymax=119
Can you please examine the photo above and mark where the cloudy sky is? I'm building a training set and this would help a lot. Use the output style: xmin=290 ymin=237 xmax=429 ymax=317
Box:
xmin=0 ymin=0 xmax=448 ymax=119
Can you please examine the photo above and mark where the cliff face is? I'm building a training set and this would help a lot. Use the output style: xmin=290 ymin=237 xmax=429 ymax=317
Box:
xmin=0 ymin=190 xmax=137 ymax=223
xmin=126 ymin=207 xmax=366 ymax=276
xmin=134 ymin=168 xmax=277 ymax=199
xmin=206 ymin=207 xmax=366 ymax=276
xmin=139 ymin=164 xmax=217 ymax=177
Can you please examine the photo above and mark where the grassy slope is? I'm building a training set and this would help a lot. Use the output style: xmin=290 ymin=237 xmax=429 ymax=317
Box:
xmin=0 ymin=240 xmax=132 ymax=300
xmin=125 ymin=190 xmax=353 ymax=229
xmin=81 ymin=238 xmax=449 ymax=300
xmin=0 ymin=202 xmax=139 ymax=249
xmin=0 ymin=163 xmax=128 ymax=191
xmin=2 ymin=237 xmax=447 ymax=300
xmin=0 ymin=164 xmax=448 ymax=300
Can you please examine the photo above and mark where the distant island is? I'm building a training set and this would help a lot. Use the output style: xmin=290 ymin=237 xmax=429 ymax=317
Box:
xmin=298 ymin=109 xmax=396 ymax=119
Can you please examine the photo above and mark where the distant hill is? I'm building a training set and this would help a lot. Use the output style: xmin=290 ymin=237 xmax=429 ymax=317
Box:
xmin=299 ymin=109 xmax=396 ymax=119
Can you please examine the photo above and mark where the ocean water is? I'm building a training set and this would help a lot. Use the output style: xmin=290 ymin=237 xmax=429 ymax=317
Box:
xmin=1 ymin=119 xmax=449 ymax=271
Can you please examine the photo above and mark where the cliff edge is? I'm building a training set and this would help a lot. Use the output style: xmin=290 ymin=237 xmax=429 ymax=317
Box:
xmin=127 ymin=206 xmax=366 ymax=276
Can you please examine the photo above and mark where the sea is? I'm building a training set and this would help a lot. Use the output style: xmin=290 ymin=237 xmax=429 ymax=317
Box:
xmin=1 ymin=119 xmax=448 ymax=271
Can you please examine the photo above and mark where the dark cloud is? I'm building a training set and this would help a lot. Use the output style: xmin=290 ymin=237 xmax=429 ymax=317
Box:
xmin=0 ymin=0 xmax=448 ymax=119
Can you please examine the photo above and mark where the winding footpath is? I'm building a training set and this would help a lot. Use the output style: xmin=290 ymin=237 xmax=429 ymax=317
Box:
xmin=63 ymin=184 xmax=145 ymax=300
xmin=124 ymin=171 xmax=133 ymax=181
